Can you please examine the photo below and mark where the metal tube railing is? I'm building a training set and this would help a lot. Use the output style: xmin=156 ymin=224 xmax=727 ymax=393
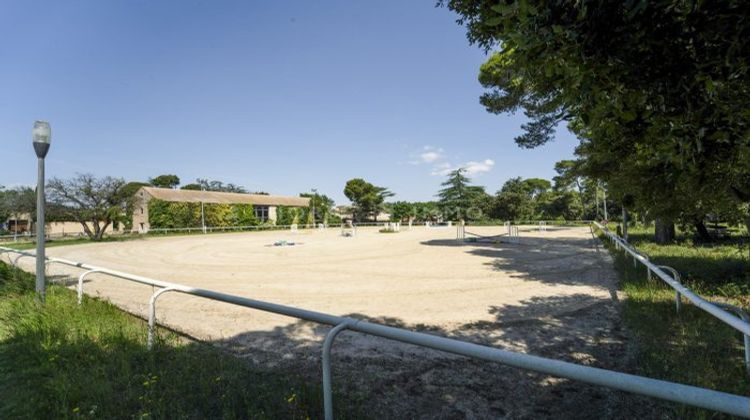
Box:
xmin=593 ymin=222 xmax=750 ymax=375
xmin=593 ymin=222 xmax=750 ymax=336
xmin=2 ymin=245 xmax=750 ymax=417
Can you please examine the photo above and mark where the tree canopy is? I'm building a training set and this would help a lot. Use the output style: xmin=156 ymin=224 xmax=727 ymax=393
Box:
xmin=343 ymin=178 xmax=393 ymax=222
xmin=47 ymin=174 xmax=129 ymax=240
xmin=149 ymin=174 xmax=180 ymax=189
xmin=180 ymin=179 xmax=247 ymax=193
xmin=444 ymin=0 xmax=750 ymax=241
xmin=436 ymin=168 xmax=488 ymax=220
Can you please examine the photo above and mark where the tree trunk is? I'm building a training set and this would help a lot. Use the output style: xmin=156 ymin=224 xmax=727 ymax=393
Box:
xmin=654 ymin=218 xmax=675 ymax=244
xmin=622 ymin=207 xmax=628 ymax=241
xmin=693 ymin=219 xmax=711 ymax=242
xmin=79 ymin=220 xmax=94 ymax=239
xmin=95 ymin=222 xmax=109 ymax=241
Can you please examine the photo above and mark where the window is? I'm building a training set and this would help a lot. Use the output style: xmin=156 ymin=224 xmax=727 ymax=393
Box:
xmin=254 ymin=205 xmax=269 ymax=222
xmin=140 ymin=207 xmax=144 ymax=214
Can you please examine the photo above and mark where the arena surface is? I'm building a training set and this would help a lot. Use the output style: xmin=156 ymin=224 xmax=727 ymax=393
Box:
xmin=10 ymin=225 xmax=654 ymax=417
xmin=35 ymin=225 xmax=612 ymax=339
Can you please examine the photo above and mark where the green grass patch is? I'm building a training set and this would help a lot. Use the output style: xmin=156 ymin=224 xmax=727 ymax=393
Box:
xmin=596 ymin=226 xmax=750 ymax=418
xmin=3 ymin=235 xmax=142 ymax=250
xmin=621 ymin=225 xmax=750 ymax=301
xmin=0 ymin=262 xmax=362 ymax=419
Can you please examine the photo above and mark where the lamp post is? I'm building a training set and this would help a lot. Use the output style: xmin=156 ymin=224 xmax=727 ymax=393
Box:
xmin=32 ymin=121 xmax=51 ymax=303
xmin=200 ymin=185 xmax=206 ymax=234
xmin=311 ymin=188 xmax=317 ymax=228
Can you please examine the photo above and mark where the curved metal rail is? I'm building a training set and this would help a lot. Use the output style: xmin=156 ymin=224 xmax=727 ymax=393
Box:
xmin=593 ymin=221 xmax=750 ymax=375
xmin=2 ymin=245 xmax=750 ymax=418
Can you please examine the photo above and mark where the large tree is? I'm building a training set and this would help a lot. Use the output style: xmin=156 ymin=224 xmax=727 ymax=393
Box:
xmin=444 ymin=0 xmax=750 ymax=242
xmin=0 ymin=186 xmax=36 ymax=225
xmin=343 ymin=178 xmax=393 ymax=222
xmin=47 ymin=174 xmax=129 ymax=240
xmin=437 ymin=168 xmax=488 ymax=221
xmin=149 ymin=174 xmax=180 ymax=189
xmin=490 ymin=177 xmax=534 ymax=221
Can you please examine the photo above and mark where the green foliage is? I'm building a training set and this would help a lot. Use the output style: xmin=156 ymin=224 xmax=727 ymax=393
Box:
xmin=445 ymin=0 xmax=750 ymax=238
xmin=594 ymin=227 xmax=750 ymax=416
xmin=436 ymin=169 xmax=488 ymax=221
xmin=343 ymin=179 xmax=393 ymax=222
xmin=181 ymin=183 xmax=201 ymax=191
xmin=0 ymin=262 xmax=361 ymax=418
xmin=390 ymin=201 xmax=415 ymax=222
xmin=195 ymin=179 xmax=247 ymax=193
xmin=0 ymin=186 xmax=36 ymax=223
xmin=275 ymin=206 xmax=296 ymax=226
xmin=148 ymin=174 xmax=180 ymax=189
xmin=148 ymin=200 xmax=258 ymax=229
xmin=299 ymin=192 xmax=335 ymax=224
xmin=47 ymin=174 xmax=129 ymax=240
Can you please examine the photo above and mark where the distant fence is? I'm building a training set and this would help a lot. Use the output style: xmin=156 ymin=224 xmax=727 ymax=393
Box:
xmin=1 ymin=243 xmax=749 ymax=417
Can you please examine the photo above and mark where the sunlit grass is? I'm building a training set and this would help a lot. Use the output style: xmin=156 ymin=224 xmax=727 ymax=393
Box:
xmin=596 ymin=225 xmax=750 ymax=418
xmin=0 ymin=262 xmax=361 ymax=419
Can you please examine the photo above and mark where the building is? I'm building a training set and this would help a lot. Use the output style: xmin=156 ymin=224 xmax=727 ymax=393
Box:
xmin=132 ymin=187 xmax=310 ymax=232
xmin=3 ymin=213 xmax=122 ymax=237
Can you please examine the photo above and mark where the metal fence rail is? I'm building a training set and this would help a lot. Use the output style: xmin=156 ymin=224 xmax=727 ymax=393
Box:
xmin=1 ymin=245 xmax=750 ymax=418
xmin=592 ymin=221 xmax=750 ymax=374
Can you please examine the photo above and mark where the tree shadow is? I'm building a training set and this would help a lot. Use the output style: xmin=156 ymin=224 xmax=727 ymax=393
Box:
xmin=208 ymin=301 xmax=663 ymax=419
xmin=0 ymin=326 xmax=343 ymax=419
xmin=420 ymin=235 xmax=618 ymax=296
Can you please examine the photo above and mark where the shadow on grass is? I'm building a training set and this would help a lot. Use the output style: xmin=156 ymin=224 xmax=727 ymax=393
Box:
xmin=599 ymin=229 xmax=750 ymax=418
xmin=1 ymin=330 xmax=327 ymax=419
xmin=0 ymin=265 xmax=359 ymax=420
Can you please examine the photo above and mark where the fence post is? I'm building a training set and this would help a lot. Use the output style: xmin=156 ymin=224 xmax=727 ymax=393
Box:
xmin=322 ymin=321 xmax=354 ymax=420
xmin=77 ymin=269 xmax=103 ymax=305
xmin=148 ymin=287 xmax=176 ymax=349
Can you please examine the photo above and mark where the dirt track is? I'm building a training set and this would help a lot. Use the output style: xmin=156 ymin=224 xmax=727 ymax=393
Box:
xmin=9 ymin=225 xmax=660 ymax=418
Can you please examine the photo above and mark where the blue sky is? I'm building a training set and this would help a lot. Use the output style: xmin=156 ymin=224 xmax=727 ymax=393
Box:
xmin=0 ymin=0 xmax=577 ymax=204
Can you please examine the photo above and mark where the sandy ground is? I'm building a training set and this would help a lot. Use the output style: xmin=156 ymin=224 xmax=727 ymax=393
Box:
xmin=7 ymin=225 xmax=661 ymax=418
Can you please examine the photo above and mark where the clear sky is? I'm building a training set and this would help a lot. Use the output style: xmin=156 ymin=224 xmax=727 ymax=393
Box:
xmin=1 ymin=0 xmax=577 ymax=204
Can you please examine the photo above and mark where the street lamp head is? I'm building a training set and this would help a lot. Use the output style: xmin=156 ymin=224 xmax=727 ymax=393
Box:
xmin=32 ymin=120 xmax=51 ymax=158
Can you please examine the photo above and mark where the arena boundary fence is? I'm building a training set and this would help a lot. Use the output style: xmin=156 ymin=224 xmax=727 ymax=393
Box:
xmin=592 ymin=221 xmax=750 ymax=375
xmin=1 ymin=246 xmax=749 ymax=417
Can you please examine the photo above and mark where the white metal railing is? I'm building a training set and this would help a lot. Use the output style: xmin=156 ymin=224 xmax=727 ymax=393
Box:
xmin=592 ymin=221 xmax=750 ymax=374
xmin=1 ymin=246 xmax=749 ymax=418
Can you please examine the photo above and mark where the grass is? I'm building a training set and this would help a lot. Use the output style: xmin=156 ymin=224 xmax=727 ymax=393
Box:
xmin=0 ymin=262 xmax=362 ymax=419
xmin=596 ymin=224 xmax=750 ymax=418
xmin=3 ymin=235 xmax=141 ymax=250
xmin=1 ymin=224 xmax=325 ymax=250
xmin=621 ymin=224 xmax=750 ymax=301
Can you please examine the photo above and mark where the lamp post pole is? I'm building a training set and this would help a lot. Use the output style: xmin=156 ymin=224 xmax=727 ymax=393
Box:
xmin=32 ymin=121 xmax=51 ymax=303
xmin=201 ymin=185 xmax=206 ymax=234
xmin=311 ymin=188 xmax=317 ymax=229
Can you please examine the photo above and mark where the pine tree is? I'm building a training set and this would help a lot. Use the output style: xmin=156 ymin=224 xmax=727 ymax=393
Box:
xmin=437 ymin=169 xmax=485 ymax=220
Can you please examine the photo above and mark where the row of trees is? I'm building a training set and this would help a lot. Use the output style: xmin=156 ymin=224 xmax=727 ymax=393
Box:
xmin=443 ymin=0 xmax=750 ymax=243
xmin=343 ymin=166 xmax=605 ymax=223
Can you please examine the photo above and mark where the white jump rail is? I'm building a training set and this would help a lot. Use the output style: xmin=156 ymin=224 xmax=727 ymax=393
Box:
xmin=1 ymin=245 xmax=750 ymax=418
xmin=592 ymin=221 xmax=750 ymax=374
